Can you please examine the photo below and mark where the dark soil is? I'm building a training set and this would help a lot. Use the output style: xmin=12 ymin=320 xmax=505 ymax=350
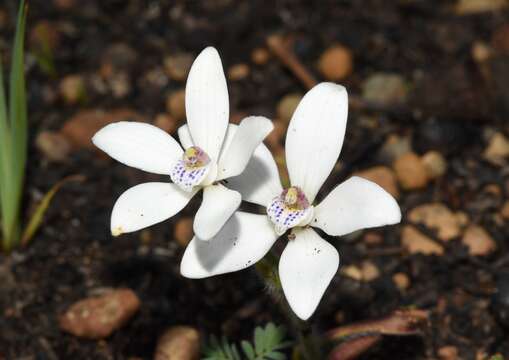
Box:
xmin=1 ymin=0 xmax=509 ymax=359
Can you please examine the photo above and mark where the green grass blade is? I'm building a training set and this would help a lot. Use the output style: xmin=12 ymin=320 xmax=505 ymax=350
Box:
xmin=21 ymin=175 xmax=84 ymax=247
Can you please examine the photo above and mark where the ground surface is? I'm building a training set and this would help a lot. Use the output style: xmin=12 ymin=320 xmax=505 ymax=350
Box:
xmin=1 ymin=0 xmax=509 ymax=359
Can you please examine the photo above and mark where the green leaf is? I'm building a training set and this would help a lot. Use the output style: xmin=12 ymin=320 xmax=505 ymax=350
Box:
xmin=241 ymin=341 xmax=256 ymax=359
xmin=254 ymin=326 xmax=266 ymax=354
xmin=20 ymin=175 xmax=84 ymax=246
xmin=266 ymin=351 xmax=285 ymax=360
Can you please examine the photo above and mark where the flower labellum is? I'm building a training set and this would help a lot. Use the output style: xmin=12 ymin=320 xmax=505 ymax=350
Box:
xmin=267 ymin=186 xmax=313 ymax=235
xmin=171 ymin=146 xmax=213 ymax=192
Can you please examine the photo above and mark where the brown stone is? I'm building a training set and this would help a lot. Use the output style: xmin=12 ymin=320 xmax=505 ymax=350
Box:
xmin=164 ymin=53 xmax=193 ymax=82
xmin=401 ymin=225 xmax=444 ymax=255
xmin=462 ymin=225 xmax=496 ymax=256
xmin=378 ymin=134 xmax=412 ymax=163
xmin=276 ymin=93 xmax=302 ymax=124
xmin=174 ymin=217 xmax=193 ymax=247
xmin=342 ymin=265 xmax=363 ymax=281
xmin=251 ymin=48 xmax=270 ymax=65
xmin=154 ymin=326 xmax=200 ymax=360
xmin=60 ymin=109 xmax=146 ymax=150
xmin=484 ymin=132 xmax=509 ymax=164
xmin=393 ymin=152 xmax=429 ymax=190
xmin=455 ymin=0 xmax=507 ymax=15
xmin=227 ymin=64 xmax=250 ymax=81
xmin=356 ymin=166 xmax=399 ymax=199
xmin=59 ymin=75 xmax=86 ymax=104
xmin=392 ymin=272 xmax=410 ymax=291
xmin=59 ymin=289 xmax=140 ymax=339
xmin=422 ymin=151 xmax=447 ymax=179
xmin=154 ymin=113 xmax=177 ymax=134
xmin=363 ymin=232 xmax=383 ymax=246
xmin=501 ymin=201 xmax=509 ymax=220
xmin=362 ymin=73 xmax=408 ymax=106
xmin=408 ymin=203 xmax=462 ymax=241
xmin=438 ymin=346 xmax=459 ymax=360
xmin=318 ymin=45 xmax=353 ymax=81
xmin=166 ymin=90 xmax=186 ymax=121
xmin=360 ymin=261 xmax=380 ymax=282
xmin=36 ymin=131 xmax=72 ymax=162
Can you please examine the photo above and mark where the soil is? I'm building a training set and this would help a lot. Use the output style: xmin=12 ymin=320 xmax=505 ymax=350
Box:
xmin=1 ymin=0 xmax=509 ymax=359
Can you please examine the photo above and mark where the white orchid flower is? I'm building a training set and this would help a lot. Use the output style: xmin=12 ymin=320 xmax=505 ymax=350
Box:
xmin=92 ymin=47 xmax=273 ymax=240
xmin=181 ymin=82 xmax=401 ymax=320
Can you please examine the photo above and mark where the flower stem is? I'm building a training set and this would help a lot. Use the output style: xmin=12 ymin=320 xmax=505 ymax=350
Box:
xmin=255 ymin=252 xmax=322 ymax=359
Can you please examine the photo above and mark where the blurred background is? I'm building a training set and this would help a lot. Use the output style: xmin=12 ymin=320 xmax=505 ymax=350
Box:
xmin=1 ymin=0 xmax=509 ymax=358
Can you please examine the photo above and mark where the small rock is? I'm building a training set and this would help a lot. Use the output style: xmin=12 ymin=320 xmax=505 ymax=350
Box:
xmin=362 ymin=73 xmax=408 ymax=106
xmin=318 ymin=45 xmax=353 ymax=81
xmin=53 ymin=0 xmax=75 ymax=9
xmin=342 ymin=265 xmax=363 ymax=281
xmin=363 ymin=232 xmax=383 ymax=246
xmin=392 ymin=272 xmax=410 ymax=291
xmin=251 ymin=47 xmax=270 ymax=65
xmin=166 ymin=90 xmax=186 ymax=121
xmin=484 ymin=132 xmax=509 ymax=164
xmin=61 ymin=109 xmax=145 ymax=150
xmin=360 ymin=261 xmax=380 ymax=282
xmin=164 ymin=53 xmax=194 ymax=81
xmin=501 ymin=201 xmax=509 ymax=219
xmin=438 ymin=346 xmax=458 ymax=360
xmin=276 ymin=93 xmax=302 ymax=124
xmin=101 ymin=43 xmax=138 ymax=72
xmin=155 ymin=326 xmax=200 ymax=360
xmin=154 ymin=113 xmax=177 ymax=134
xmin=59 ymin=289 xmax=140 ymax=339
xmin=378 ymin=134 xmax=412 ymax=163
xmin=393 ymin=152 xmax=429 ymax=190
xmin=455 ymin=0 xmax=507 ymax=15
xmin=227 ymin=64 xmax=250 ymax=81
xmin=422 ymin=151 xmax=447 ymax=179
xmin=36 ymin=131 xmax=71 ymax=162
xmin=462 ymin=225 xmax=496 ymax=256
xmin=59 ymin=75 xmax=86 ymax=104
xmin=408 ymin=203 xmax=462 ymax=241
xmin=401 ymin=225 xmax=444 ymax=255
xmin=174 ymin=218 xmax=193 ymax=247
xmin=356 ymin=166 xmax=399 ymax=199
xmin=109 ymin=72 xmax=131 ymax=98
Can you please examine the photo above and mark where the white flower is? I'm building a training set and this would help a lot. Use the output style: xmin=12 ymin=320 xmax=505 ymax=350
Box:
xmin=181 ymin=82 xmax=401 ymax=320
xmin=92 ymin=47 xmax=273 ymax=240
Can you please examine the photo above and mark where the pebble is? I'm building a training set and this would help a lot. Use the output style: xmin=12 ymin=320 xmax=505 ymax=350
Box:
xmin=422 ymin=151 xmax=447 ymax=179
xmin=408 ymin=203 xmax=462 ymax=241
xmin=61 ymin=109 xmax=145 ymax=150
xmin=318 ymin=45 xmax=353 ymax=81
xmin=462 ymin=225 xmax=496 ymax=256
xmin=356 ymin=166 xmax=399 ymax=199
xmin=455 ymin=0 xmax=507 ymax=15
xmin=393 ymin=152 xmax=429 ymax=190
xmin=363 ymin=232 xmax=383 ymax=246
xmin=227 ymin=64 xmax=250 ymax=81
xmin=101 ymin=43 xmax=138 ymax=72
xmin=484 ymin=132 xmax=509 ymax=164
xmin=53 ymin=0 xmax=75 ymax=9
xmin=360 ymin=261 xmax=380 ymax=282
xmin=174 ymin=217 xmax=193 ymax=247
xmin=251 ymin=47 xmax=270 ymax=65
xmin=438 ymin=346 xmax=458 ymax=360
xmin=392 ymin=272 xmax=410 ymax=291
xmin=401 ymin=225 xmax=444 ymax=255
xmin=154 ymin=113 xmax=177 ymax=134
xmin=59 ymin=75 xmax=86 ymax=104
xmin=154 ymin=326 xmax=200 ymax=360
xmin=164 ymin=53 xmax=194 ymax=81
xmin=166 ymin=90 xmax=186 ymax=121
xmin=276 ymin=93 xmax=302 ymax=124
xmin=59 ymin=289 xmax=140 ymax=339
xmin=378 ymin=134 xmax=412 ymax=163
xmin=362 ymin=73 xmax=408 ymax=105
xmin=36 ymin=131 xmax=72 ymax=162
xmin=341 ymin=265 xmax=363 ymax=281
xmin=501 ymin=201 xmax=509 ymax=219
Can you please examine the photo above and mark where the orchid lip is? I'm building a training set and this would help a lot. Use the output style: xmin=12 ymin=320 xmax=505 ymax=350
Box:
xmin=267 ymin=186 xmax=314 ymax=235
xmin=170 ymin=146 xmax=215 ymax=192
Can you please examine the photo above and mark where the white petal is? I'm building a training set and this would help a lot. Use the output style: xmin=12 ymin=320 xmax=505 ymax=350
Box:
xmin=279 ymin=228 xmax=339 ymax=320
xmin=227 ymin=141 xmax=283 ymax=207
xmin=177 ymin=124 xmax=194 ymax=149
xmin=286 ymin=83 xmax=348 ymax=203
xmin=216 ymin=116 xmax=274 ymax=180
xmin=193 ymin=184 xmax=241 ymax=240
xmin=111 ymin=182 xmax=197 ymax=236
xmin=185 ymin=47 xmax=229 ymax=161
xmin=92 ymin=122 xmax=183 ymax=175
xmin=181 ymin=212 xmax=278 ymax=278
xmin=313 ymin=176 xmax=401 ymax=236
